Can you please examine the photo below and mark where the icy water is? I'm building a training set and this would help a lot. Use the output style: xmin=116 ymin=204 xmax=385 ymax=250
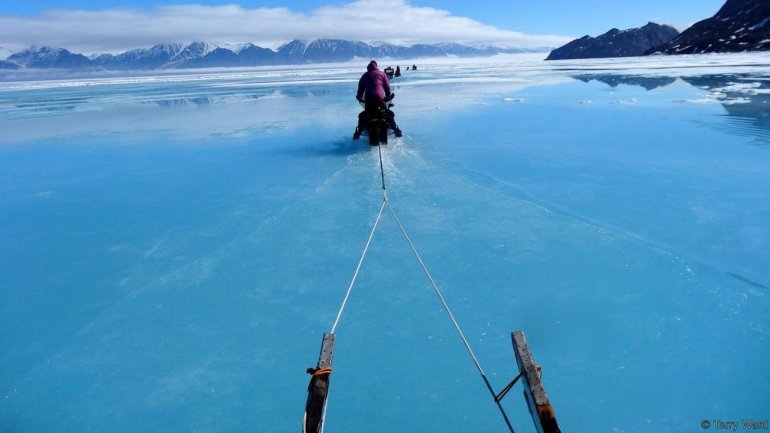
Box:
xmin=1 ymin=53 xmax=769 ymax=433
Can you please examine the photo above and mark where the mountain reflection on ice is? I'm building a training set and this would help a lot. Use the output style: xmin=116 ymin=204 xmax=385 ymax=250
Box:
xmin=0 ymin=53 xmax=768 ymax=433
xmin=572 ymin=72 xmax=770 ymax=144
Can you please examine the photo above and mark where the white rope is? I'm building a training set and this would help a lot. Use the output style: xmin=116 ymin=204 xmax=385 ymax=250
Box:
xmin=323 ymin=144 xmax=516 ymax=432
xmin=381 ymin=178 xmax=516 ymax=433
xmin=384 ymin=198 xmax=487 ymax=376
xmin=330 ymin=198 xmax=387 ymax=334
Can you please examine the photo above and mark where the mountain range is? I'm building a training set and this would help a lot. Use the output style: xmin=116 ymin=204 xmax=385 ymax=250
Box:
xmin=547 ymin=0 xmax=770 ymax=60
xmin=2 ymin=39 xmax=528 ymax=70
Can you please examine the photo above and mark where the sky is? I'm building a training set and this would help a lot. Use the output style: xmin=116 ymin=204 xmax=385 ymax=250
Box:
xmin=0 ymin=0 xmax=727 ymax=54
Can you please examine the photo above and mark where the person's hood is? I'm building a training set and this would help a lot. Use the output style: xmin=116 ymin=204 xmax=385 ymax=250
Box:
xmin=367 ymin=60 xmax=378 ymax=71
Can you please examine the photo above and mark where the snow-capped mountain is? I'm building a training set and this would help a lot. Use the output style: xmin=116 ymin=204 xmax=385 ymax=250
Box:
xmin=171 ymin=42 xmax=275 ymax=68
xmin=92 ymin=43 xmax=183 ymax=69
xmin=432 ymin=42 xmax=499 ymax=57
xmin=7 ymin=46 xmax=91 ymax=68
xmin=0 ymin=46 xmax=20 ymax=69
xmin=235 ymin=43 xmax=276 ymax=66
xmin=546 ymin=22 xmax=679 ymax=60
xmin=277 ymin=39 xmax=373 ymax=63
xmin=275 ymin=39 xmax=516 ymax=63
xmin=185 ymin=47 xmax=242 ymax=68
xmin=3 ymin=40 xmax=533 ymax=71
xmin=647 ymin=0 xmax=770 ymax=54
xmin=166 ymin=42 xmax=219 ymax=67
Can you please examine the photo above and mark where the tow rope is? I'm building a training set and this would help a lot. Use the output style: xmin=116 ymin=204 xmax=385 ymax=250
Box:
xmin=304 ymin=142 xmax=517 ymax=433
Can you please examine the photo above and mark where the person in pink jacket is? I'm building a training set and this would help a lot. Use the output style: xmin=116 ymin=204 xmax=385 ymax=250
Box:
xmin=354 ymin=60 xmax=401 ymax=139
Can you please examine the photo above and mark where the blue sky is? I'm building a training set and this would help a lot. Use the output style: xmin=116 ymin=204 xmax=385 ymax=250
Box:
xmin=0 ymin=0 xmax=727 ymax=54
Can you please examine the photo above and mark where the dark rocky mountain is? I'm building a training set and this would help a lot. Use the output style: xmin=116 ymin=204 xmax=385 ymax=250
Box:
xmin=546 ymin=22 xmax=680 ymax=60
xmin=646 ymin=0 xmax=770 ymax=54
xmin=7 ymin=46 xmax=92 ymax=68
xmin=5 ymin=39 xmax=532 ymax=71
xmin=235 ymin=43 xmax=277 ymax=66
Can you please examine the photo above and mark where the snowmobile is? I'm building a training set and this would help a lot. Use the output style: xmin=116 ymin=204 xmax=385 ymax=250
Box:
xmin=353 ymin=93 xmax=402 ymax=146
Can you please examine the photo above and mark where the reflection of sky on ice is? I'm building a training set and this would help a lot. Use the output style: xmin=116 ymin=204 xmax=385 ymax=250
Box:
xmin=0 ymin=53 xmax=769 ymax=433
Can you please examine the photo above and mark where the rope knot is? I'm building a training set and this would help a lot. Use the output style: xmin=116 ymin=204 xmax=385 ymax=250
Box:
xmin=306 ymin=367 xmax=333 ymax=376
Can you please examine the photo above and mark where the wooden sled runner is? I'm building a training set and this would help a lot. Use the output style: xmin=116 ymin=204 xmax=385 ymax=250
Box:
xmin=303 ymin=333 xmax=336 ymax=433
xmin=512 ymin=331 xmax=561 ymax=433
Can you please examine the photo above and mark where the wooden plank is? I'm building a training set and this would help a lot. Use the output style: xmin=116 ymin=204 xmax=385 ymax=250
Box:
xmin=512 ymin=331 xmax=561 ymax=433
xmin=317 ymin=333 xmax=335 ymax=370
xmin=303 ymin=333 xmax=336 ymax=433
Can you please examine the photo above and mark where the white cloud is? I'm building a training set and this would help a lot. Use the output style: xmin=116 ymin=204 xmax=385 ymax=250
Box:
xmin=0 ymin=0 xmax=572 ymax=55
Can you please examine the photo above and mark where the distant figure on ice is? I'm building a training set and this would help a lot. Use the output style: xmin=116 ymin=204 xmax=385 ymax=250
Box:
xmin=412 ymin=64 xmax=417 ymax=70
xmin=395 ymin=65 xmax=401 ymax=77
xmin=354 ymin=60 xmax=401 ymax=139
xmin=384 ymin=66 xmax=395 ymax=78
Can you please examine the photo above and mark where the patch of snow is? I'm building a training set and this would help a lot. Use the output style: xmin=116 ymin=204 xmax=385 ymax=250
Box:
xmin=743 ymin=88 xmax=770 ymax=96
xmin=715 ymin=82 xmax=761 ymax=93
xmin=675 ymin=98 xmax=716 ymax=104
xmin=200 ymin=42 xmax=219 ymax=56
xmin=722 ymin=97 xmax=751 ymax=105
xmin=219 ymin=42 xmax=250 ymax=54
xmin=750 ymin=16 xmax=770 ymax=31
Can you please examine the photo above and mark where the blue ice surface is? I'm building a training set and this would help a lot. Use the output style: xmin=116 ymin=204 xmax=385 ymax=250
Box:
xmin=0 ymin=53 xmax=769 ymax=433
